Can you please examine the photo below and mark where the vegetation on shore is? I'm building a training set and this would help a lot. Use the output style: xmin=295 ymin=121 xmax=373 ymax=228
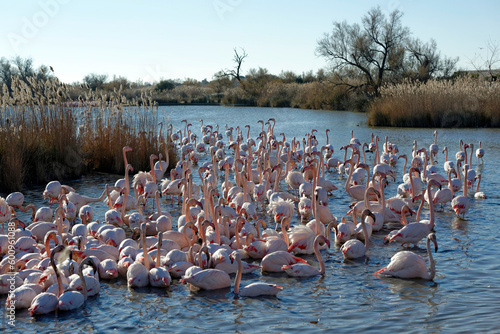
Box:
xmin=1 ymin=7 xmax=499 ymax=191
xmin=368 ymin=77 xmax=500 ymax=127
xmin=0 ymin=72 xmax=175 ymax=193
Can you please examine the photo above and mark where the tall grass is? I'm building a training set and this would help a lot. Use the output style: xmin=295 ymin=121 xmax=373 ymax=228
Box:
xmin=368 ymin=77 xmax=500 ymax=127
xmin=0 ymin=76 xmax=175 ymax=192
xmin=152 ymin=85 xmax=219 ymax=105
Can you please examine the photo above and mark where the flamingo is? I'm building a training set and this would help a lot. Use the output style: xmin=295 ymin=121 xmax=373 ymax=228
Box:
xmin=282 ymin=235 xmax=330 ymax=277
xmin=476 ymin=141 xmax=485 ymax=164
xmin=389 ymin=180 xmax=440 ymax=247
xmin=29 ymin=245 xmax=65 ymax=315
xmin=374 ymin=233 xmax=438 ymax=280
xmin=474 ymin=174 xmax=486 ymax=199
xmin=5 ymin=192 xmax=36 ymax=219
xmin=180 ymin=267 xmax=231 ymax=290
xmin=149 ymin=232 xmax=172 ymax=287
xmin=340 ymin=209 xmax=375 ymax=260
xmin=451 ymin=165 xmax=471 ymax=219
xmin=6 ymin=284 xmax=38 ymax=310
xmin=127 ymin=223 xmax=149 ymax=287
xmin=429 ymin=130 xmax=439 ymax=163
xmin=442 ymin=146 xmax=456 ymax=175
xmin=58 ymin=257 xmax=95 ymax=311
xmin=232 ymin=252 xmax=282 ymax=297
xmin=62 ymin=185 xmax=109 ymax=214
xmin=433 ymin=169 xmax=455 ymax=210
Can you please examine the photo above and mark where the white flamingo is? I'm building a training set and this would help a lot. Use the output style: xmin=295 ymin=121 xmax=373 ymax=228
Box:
xmin=374 ymin=233 xmax=438 ymax=280
xmin=232 ymin=252 xmax=282 ymax=297
xmin=282 ymin=235 xmax=330 ymax=277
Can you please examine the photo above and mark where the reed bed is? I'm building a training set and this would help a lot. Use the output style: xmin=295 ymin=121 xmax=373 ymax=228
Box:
xmin=248 ymin=81 xmax=349 ymax=110
xmin=152 ymin=85 xmax=218 ymax=105
xmin=368 ymin=77 xmax=500 ymax=127
xmin=0 ymin=76 xmax=175 ymax=192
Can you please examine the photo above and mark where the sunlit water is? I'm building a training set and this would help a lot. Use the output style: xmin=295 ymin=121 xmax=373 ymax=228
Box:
xmin=2 ymin=106 xmax=500 ymax=333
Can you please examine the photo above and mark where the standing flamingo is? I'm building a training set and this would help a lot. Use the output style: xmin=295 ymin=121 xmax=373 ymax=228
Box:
xmin=476 ymin=141 xmax=485 ymax=164
xmin=451 ymin=165 xmax=471 ymax=219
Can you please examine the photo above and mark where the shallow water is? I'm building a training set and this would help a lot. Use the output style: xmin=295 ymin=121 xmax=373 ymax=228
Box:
xmin=2 ymin=106 xmax=500 ymax=333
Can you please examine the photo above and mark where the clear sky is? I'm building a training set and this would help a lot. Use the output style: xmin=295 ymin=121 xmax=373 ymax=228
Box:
xmin=1 ymin=0 xmax=499 ymax=84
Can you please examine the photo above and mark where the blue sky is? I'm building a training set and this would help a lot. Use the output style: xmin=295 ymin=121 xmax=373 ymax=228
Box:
xmin=1 ymin=0 xmax=499 ymax=84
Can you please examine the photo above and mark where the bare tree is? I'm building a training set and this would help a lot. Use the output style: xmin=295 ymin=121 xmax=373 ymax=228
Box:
xmin=220 ymin=47 xmax=248 ymax=83
xmin=316 ymin=7 xmax=410 ymax=96
xmin=405 ymin=38 xmax=459 ymax=81
xmin=12 ymin=56 xmax=35 ymax=84
xmin=83 ymin=73 xmax=108 ymax=90
xmin=469 ymin=38 xmax=500 ymax=81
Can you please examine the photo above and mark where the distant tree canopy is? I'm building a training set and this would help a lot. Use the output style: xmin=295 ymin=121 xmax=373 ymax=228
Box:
xmin=83 ymin=73 xmax=108 ymax=91
xmin=0 ymin=56 xmax=54 ymax=93
xmin=316 ymin=6 xmax=458 ymax=96
xmin=154 ymin=79 xmax=176 ymax=91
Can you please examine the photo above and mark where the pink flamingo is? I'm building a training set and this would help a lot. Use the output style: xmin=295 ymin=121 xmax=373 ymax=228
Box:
xmin=374 ymin=233 xmax=438 ymax=280
xmin=340 ymin=209 xmax=375 ymax=259
xmin=127 ymin=223 xmax=150 ymax=287
xmin=389 ymin=180 xmax=441 ymax=247
xmin=474 ymin=174 xmax=486 ymax=199
xmin=451 ymin=164 xmax=471 ymax=219
xmin=29 ymin=245 xmax=65 ymax=315
xmin=282 ymin=235 xmax=330 ymax=277
xmin=232 ymin=252 xmax=283 ymax=297
xmin=58 ymin=257 xmax=95 ymax=311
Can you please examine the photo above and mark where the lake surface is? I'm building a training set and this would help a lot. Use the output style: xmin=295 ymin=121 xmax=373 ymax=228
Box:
xmin=2 ymin=106 xmax=499 ymax=333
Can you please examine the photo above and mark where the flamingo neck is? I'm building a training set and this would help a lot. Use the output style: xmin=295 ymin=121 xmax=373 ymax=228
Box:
xmin=361 ymin=213 xmax=369 ymax=248
xmin=463 ymin=168 xmax=468 ymax=197
xmin=314 ymin=237 xmax=326 ymax=275
xmin=234 ymin=257 xmax=242 ymax=295
xmin=281 ymin=220 xmax=289 ymax=246
xmin=416 ymin=197 xmax=425 ymax=222
xmin=427 ymin=236 xmax=436 ymax=280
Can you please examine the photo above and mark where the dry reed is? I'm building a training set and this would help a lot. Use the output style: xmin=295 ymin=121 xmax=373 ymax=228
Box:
xmin=368 ymin=77 xmax=500 ymax=127
xmin=0 ymin=76 xmax=175 ymax=192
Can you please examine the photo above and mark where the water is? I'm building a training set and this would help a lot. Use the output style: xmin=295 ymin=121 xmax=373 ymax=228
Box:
xmin=2 ymin=106 xmax=499 ymax=333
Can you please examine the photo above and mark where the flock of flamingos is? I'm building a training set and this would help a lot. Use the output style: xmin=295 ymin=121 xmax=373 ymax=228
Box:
xmin=0 ymin=118 xmax=487 ymax=316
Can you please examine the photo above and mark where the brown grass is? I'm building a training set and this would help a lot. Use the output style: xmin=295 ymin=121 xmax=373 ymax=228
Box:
xmin=368 ymin=77 xmax=500 ymax=127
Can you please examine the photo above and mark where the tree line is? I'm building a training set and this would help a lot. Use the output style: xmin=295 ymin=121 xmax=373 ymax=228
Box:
xmin=2 ymin=7 xmax=498 ymax=112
